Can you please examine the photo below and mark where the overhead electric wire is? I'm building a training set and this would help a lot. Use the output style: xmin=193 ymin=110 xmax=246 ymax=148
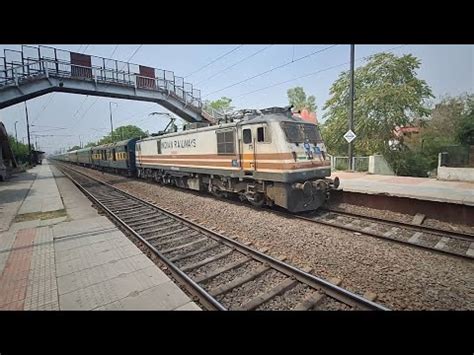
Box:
xmin=195 ymin=45 xmax=272 ymax=86
xmin=122 ymin=45 xmax=143 ymax=68
xmin=72 ymin=95 xmax=90 ymax=119
xmin=184 ymin=45 xmax=243 ymax=79
xmin=30 ymin=124 xmax=67 ymax=129
xmin=203 ymin=45 xmax=338 ymax=98
xmin=31 ymin=93 xmax=56 ymax=124
xmin=108 ymin=45 xmax=119 ymax=58
xmin=235 ymin=45 xmax=406 ymax=99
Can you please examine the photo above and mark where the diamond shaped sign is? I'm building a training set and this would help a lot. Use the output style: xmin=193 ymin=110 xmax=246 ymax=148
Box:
xmin=343 ymin=129 xmax=356 ymax=143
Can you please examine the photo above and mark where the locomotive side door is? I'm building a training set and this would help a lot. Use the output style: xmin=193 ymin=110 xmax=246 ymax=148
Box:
xmin=240 ymin=125 xmax=256 ymax=172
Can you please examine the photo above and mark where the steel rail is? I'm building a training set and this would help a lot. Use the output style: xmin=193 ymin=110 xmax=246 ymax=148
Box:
xmin=56 ymin=162 xmax=389 ymax=311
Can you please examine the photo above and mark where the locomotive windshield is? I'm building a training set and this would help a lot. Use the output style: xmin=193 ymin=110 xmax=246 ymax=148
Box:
xmin=280 ymin=122 xmax=323 ymax=144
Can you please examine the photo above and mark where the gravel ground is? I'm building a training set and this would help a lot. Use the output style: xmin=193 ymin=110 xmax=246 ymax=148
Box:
xmin=217 ymin=269 xmax=288 ymax=309
xmin=257 ymin=284 xmax=315 ymax=310
xmin=188 ymin=251 xmax=246 ymax=279
xmin=69 ymin=166 xmax=474 ymax=310
xmin=175 ymin=244 xmax=230 ymax=269
xmin=163 ymin=239 xmax=217 ymax=260
xmin=317 ymin=298 xmax=352 ymax=311
xmin=202 ymin=260 xmax=262 ymax=290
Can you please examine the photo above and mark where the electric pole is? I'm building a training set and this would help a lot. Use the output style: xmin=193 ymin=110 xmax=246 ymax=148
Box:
xmin=24 ymin=102 xmax=32 ymax=164
xmin=348 ymin=44 xmax=355 ymax=171
xmin=109 ymin=102 xmax=117 ymax=141
xmin=14 ymin=121 xmax=19 ymax=150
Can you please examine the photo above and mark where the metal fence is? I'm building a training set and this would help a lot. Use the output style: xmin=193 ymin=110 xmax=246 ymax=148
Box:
xmin=353 ymin=156 xmax=369 ymax=172
xmin=439 ymin=145 xmax=474 ymax=168
xmin=0 ymin=45 xmax=202 ymax=110
xmin=329 ymin=155 xmax=370 ymax=172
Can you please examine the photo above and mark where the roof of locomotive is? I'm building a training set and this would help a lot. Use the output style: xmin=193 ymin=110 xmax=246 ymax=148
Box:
xmin=138 ymin=107 xmax=315 ymax=142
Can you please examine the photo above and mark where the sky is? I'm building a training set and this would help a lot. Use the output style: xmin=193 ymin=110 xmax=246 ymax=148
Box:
xmin=0 ymin=44 xmax=472 ymax=154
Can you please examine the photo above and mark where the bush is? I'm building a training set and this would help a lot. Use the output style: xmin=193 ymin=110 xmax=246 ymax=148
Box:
xmin=385 ymin=149 xmax=432 ymax=177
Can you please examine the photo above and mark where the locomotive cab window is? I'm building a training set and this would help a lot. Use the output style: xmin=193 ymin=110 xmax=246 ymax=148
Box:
xmin=257 ymin=126 xmax=270 ymax=143
xmin=243 ymin=129 xmax=252 ymax=144
xmin=216 ymin=130 xmax=235 ymax=155
xmin=281 ymin=122 xmax=323 ymax=144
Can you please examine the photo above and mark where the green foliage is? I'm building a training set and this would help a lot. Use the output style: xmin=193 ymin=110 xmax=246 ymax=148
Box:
xmin=68 ymin=145 xmax=81 ymax=152
xmin=401 ymin=93 xmax=474 ymax=172
xmin=203 ymin=97 xmax=234 ymax=114
xmin=335 ymin=160 xmax=349 ymax=171
xmin=456 ymin=94 xmax=474 ymax=145
xmin=322 ymin=52 xmax=434 ymax=157
xmin=96 ymin=125 xmax=148 ymax=145
xmin=287 ymin=87 xmax=317 ymax=112
xmin=84 ymin=142 xmax=97 ymax=148
xmin=8 ymin=135 xmax=30 ymax=163
xmin=384 ymin=147 xmax=432 ymax=177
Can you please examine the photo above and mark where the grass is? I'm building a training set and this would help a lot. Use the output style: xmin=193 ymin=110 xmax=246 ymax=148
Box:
xmin=14 ymin=209 xmax=68 ymax=222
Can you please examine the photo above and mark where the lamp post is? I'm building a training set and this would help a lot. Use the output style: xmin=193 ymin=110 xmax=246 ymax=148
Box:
xmin=14 ymin=121 xmax=19 ymax=150
xmin=24 ymin=102 xmax=32 ymax=164
xmin=109 ymin=102 xmax=118 ymax=141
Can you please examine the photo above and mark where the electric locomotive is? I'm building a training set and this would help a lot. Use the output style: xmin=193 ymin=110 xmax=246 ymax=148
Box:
xmin=135 ymin=106 xmax=339 ymax=212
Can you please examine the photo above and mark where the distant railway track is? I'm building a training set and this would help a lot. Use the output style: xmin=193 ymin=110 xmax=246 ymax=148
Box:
xmin=55 ymin=162 xmax=388 ymax=311
xmin=292 ymin=208 xmax=474 ymax=260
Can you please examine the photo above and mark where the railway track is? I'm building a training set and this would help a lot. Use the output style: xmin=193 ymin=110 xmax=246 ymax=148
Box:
xmin=55 ymin=163 xmax=388 ymax=311
xmin=295 ymin=209 xmax=474 ymax=260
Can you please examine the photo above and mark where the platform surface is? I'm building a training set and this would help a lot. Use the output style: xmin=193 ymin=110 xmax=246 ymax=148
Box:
xmin=334 ymin=171 xmax=474 ymax=206
xmin=0 ymin=161 xmax=200 ymax=311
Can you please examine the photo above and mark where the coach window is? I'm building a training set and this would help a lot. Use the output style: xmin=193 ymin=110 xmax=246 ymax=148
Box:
xmin=217 ymin=130 xmax=235 ymax=155
xmin=112 ymin=149 xmax=116 ymax=161
xmin=157 ymin=140 xmax=161 ymax=154
xmin=243 ymin=129 xmax=252 ymax=144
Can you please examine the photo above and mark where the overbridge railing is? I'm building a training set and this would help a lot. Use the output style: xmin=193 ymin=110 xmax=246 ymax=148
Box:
xmin=0 ymin=45 xmax=203 ymax=111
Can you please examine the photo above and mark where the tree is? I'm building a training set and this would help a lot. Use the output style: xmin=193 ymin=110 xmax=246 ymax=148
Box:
xmin=456 ymin=94 xmax=474 ymax=145
xmin=96 ymin=125 xmax=148 ymax=145
xmin=322 ymin=52 xmax=434 ymax=157
xmin=395 ymin=93 xmax=473 ymax=174
xmin=68 ymin=145 xmax=81 ymax=152
xmin=8 ymin=135 xmax=30 ymax=163
xmin=287 ymin=87 xmax=317 ymax=112
xmin=203 ymin=97 xmax=234 ymax=115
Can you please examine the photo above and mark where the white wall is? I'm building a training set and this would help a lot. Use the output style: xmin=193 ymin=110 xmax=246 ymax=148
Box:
xmin=369 ymin=155 xmax=394 ymax=175
xmin=437 ymin=167 xmax=474 ymax=182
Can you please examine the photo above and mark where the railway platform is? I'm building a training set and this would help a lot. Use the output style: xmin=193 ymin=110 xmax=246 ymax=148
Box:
xmin=0 ymin=160 xmax=200 ymax=310
xmin=334 ymin=171 xmax=474 ymax=206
